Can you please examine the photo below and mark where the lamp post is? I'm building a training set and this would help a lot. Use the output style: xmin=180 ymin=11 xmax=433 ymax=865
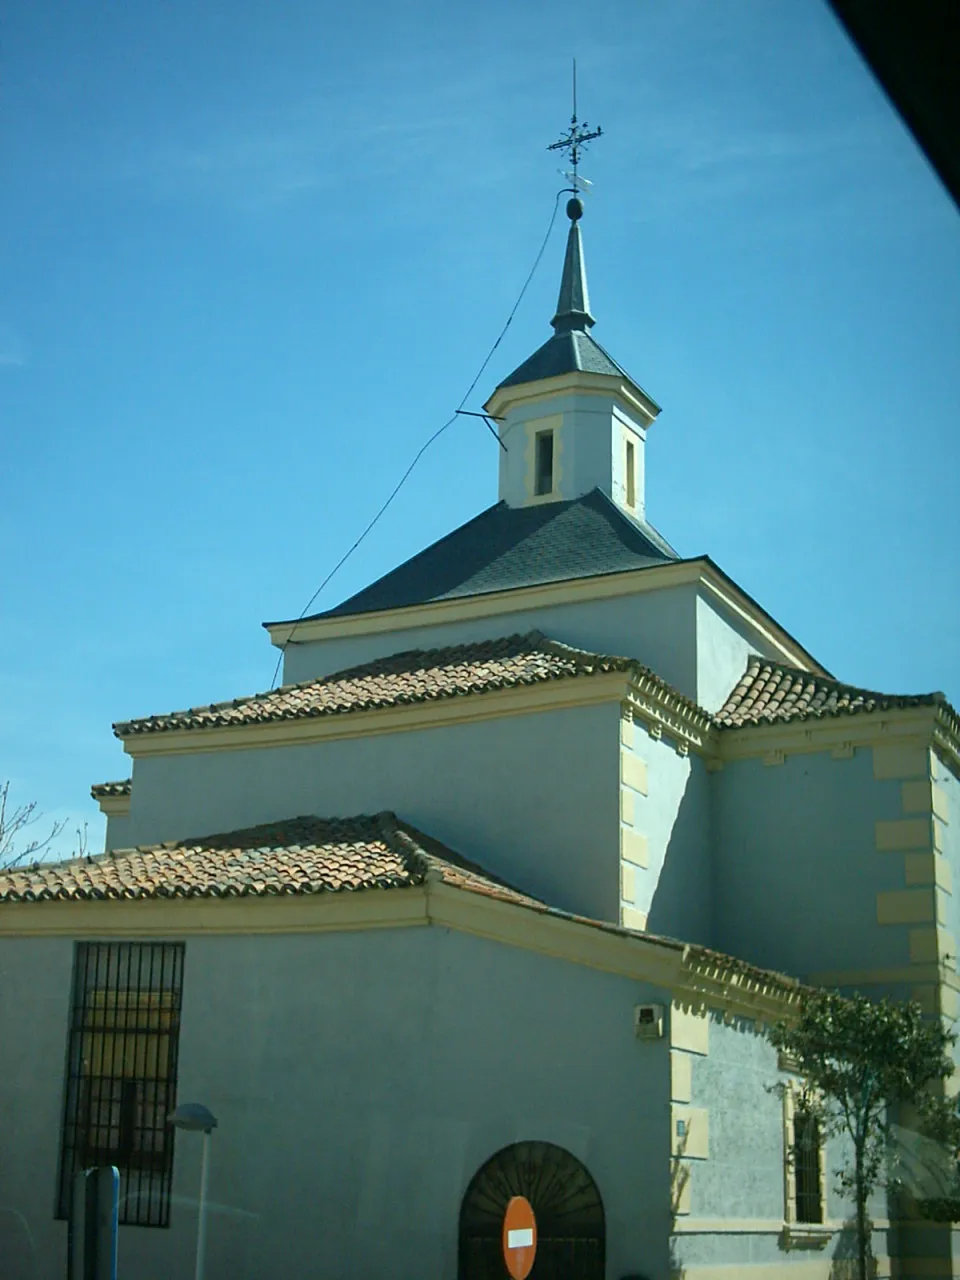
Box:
xmin=169 ymin=1103 xmax=218 ymax=1280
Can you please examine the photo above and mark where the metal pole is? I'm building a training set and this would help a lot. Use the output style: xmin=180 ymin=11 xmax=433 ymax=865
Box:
xmin=195 ymin=1130 xmax=211 ymax=1280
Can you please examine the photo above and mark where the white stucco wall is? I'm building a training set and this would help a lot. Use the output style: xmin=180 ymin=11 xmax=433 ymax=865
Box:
xmin=0 ymin=925 xmax=676 ymax=1280
xmin=694 ymin=589 xmax=785 ymax=714
xmin=282 ymin=586 xmax=701 ymax=700
xmin=496 ymin=389 xmax=648 ymax=514
xmin=119 ymin=702 xmax=622 ymax=923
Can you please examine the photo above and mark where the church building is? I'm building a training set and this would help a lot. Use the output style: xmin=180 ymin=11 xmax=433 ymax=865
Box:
xmin=1 ymin=191 xmax=958 ymax=1280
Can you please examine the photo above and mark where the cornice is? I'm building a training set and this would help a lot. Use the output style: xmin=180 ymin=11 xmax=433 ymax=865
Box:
xmin=627 ymin=672 xmax=718 ymax=758
xmin=0 ymin=886 xmax=432 ymax=938
xmin=483 ymin=369 xmax=660 ymax=426
xmin=119 ymin=670 xmax=633 ymax=759
xmin=717 ymin=705 xmax=940 ymax=766
xmin=0 ymin=873 xmax=806 ymax=1020
xmin=933 ymin=705 xmax=960 ymax=776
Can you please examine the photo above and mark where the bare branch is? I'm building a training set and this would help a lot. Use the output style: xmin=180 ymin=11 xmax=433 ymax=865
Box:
xmin=0 ymin=779 xmax=67 ymax=871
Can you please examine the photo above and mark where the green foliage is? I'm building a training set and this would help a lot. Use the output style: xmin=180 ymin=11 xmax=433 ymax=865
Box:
xmin=770 ymin=990 xmax=954 ymax=1114
xmin=769 ymin=989 xmax=956 ymax=1280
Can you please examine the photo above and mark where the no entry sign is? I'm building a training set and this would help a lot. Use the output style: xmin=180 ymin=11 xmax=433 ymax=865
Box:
xmin=502 ymin=1195 xmax=537 ymax=1280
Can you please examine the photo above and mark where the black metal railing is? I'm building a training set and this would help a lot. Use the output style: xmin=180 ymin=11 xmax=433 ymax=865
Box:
xmin=57 ymin=941 xmax=185 ymax=1227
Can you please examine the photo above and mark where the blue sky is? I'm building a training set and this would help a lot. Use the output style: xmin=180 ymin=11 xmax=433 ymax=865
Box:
xmin=2 ymin=0 xmax=958 ymax=855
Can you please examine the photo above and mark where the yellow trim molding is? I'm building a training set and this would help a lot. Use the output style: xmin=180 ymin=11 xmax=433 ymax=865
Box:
xmin=484 ymin=368 xmax=661 ymax=425
xmin=0 ymin=877 xmax=806 ymax=1023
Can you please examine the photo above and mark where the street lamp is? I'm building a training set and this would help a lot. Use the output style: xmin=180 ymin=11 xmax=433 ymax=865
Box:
xmin=169 ymin=1103 xmax=218 ymax=1280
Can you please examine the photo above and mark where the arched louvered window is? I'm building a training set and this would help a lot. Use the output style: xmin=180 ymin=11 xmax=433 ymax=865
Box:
xmin=459 ymin=1141 xmax=605 ymax=1279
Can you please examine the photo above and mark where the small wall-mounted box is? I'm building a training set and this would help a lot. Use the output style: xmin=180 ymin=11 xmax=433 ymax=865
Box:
xmin=634 ymin=1003 xmax=665 ymax=1038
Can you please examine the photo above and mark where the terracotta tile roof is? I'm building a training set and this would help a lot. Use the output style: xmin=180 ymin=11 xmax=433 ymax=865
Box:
xmin=114 ymin=632 xmax=655 ymax=738
xmin=0 ymin=813 xmax=541 ymax=907
xmin=90 ymin=780 xmax=132 ymax=800
xmin=716 ymin=657 xmax=944 ymax=728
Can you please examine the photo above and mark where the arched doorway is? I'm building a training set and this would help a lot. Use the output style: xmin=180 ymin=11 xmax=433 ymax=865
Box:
xmin=458 ymin=1141 xmax=605 ymax=1279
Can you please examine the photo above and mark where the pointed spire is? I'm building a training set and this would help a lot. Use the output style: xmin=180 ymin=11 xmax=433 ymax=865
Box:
xmin=551 ymin=197 xmax=595 ymax=333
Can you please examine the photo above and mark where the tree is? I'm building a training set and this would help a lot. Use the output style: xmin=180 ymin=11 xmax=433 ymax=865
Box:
xmin=0 ymin=778 xmax=66 ymax=870
xmin=769 ymin=988 xmax=956 ymax=1280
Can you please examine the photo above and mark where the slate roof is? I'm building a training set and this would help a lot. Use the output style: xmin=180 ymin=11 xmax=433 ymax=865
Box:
xmin=716 ymin=658 xmax=946 ymax=728
xmin=497 ymin=328 xmax=654 ymax=392
xmin=0 ymin=813 xmax=540 ymax=907
xmin=91 ymin=780 xmax=132 ymax=800
xmin=114 ymin=632 xmax=660 ymax=739
xmin=274 ymin=489 xmax=678 ymax=626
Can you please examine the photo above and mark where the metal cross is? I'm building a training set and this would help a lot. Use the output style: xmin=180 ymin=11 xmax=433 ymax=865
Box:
xmin=547 ymin=58 xmax=602 ymax=192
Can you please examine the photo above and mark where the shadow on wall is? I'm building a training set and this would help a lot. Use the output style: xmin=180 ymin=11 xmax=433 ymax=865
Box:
xmin=829 ymin=1221 xmax=876 ymax=1279
xmin=647 ymin=771 xmax=713 ymax=947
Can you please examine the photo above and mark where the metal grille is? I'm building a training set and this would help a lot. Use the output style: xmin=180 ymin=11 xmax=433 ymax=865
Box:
xmin=459 ymin=1141 xmax=605 ymax=1280
xmin=57 ymin=942 xmax=185 ymax=1227
xmin=793 ymin=1109 xmax=823 ymax=1224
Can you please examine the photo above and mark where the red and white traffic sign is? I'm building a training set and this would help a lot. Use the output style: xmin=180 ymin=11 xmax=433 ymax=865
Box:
xmin=502 ymin=1195 xmax=537 ymax=1280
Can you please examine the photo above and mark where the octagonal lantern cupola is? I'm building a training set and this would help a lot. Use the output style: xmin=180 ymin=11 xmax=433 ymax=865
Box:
xmin=485 ymin=196 xmax=661 ymax=517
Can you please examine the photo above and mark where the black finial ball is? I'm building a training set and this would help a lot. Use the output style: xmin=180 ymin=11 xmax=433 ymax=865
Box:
xmin=566 ymin=196 xmax=584 ymax=221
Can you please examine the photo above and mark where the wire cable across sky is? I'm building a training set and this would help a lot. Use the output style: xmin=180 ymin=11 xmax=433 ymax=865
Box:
xmin=268 ymin=188 xmax=565 ymax=689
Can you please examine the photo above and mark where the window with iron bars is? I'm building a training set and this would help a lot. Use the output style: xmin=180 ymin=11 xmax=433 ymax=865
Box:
xmin=792 ymin=1106 xmax=824 ymax=1224
xmin=56 ymin=942 xmax=185 ymax=1227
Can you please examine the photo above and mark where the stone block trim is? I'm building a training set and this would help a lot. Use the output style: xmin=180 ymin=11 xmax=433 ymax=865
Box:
xmin=619 ymin=739 xmax=650 ymax=928
xmin=621 ymin=905 xmax=647 ymax=930
xmin=620 ymin=750 xmax=648 ymax=795
xmin=909 ymin=926 xmax=957 ymax=967
xmin=671 ymin=1164 xmax=692 ymax=1216
xmin=875 ymin=819 xmax=933 ymax=852
xmin=670 ymin=1004 xmax=710 ymax=1056
xmin=620 ymin=828 xmax=649 ymax=869
xmin=902 ymin=780 xmax=950 ymax=823
xmin=873 ymin=744 xmax=931 ymax=780
xmin=620 ymin=862 xmax=636 ymax=903
xmin=904 ymin=854 xmax=953 ymax=892
xmin=671 ymin=1049 xmax=693 ymax=1102
xmin=671 ymin=1105 xmax=709 ymax=1159
xmin=877 ymin=889 xmax=936 ymax=925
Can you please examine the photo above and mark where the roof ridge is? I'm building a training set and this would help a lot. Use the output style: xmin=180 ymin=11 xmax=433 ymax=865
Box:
xmin=375 ymin=811 xmax=429 ymax=885
xmin=585 ymin=487 xmax=680 ymax=559
xmin=578 ymin=332 xmax=660 ymax=408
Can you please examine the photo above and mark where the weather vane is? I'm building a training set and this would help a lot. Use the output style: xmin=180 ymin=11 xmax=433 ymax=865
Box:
xmin=547 ymin=58 xmax=602 ymax=199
